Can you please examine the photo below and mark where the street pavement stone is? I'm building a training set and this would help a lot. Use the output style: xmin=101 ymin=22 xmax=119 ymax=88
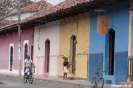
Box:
xmin=0 ymin=73 xmax=116 ymax=88
xmin=0 ymin=75 xmax=80 ymax=88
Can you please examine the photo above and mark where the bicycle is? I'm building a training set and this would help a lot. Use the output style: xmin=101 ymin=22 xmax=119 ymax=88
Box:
xmin=91 ymin=69 xmax=105 ymax=88
xmin=23 ymin=66 xmax=35 ymax=84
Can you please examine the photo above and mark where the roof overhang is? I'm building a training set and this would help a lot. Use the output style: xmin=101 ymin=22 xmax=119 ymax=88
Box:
xmin=0 ymin=23 xmax=18 ymax=34
xmin=22 ymin=0 xmax=128 ymax=26
xmin=0 ymin=0 xmax=129 ymax=33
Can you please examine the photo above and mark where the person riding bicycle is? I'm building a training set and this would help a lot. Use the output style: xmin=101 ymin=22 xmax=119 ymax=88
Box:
xmin=24 ymin=55 xmax=35 ymax=74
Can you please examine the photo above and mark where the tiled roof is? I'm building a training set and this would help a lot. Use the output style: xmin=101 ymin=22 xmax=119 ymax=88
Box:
xmin=22 ymin=4 xmax=53 ymax=22
xmin=0 ymin=0 xmax=53 ymax=29
xmin=22 ymin=0 xmax=89 ymax=23
xmin=0 ymin=20 xmax=17 ymax=28
xmin=0 ymin=0 xmax=53 ymax=20
xmin=0 ymin=0 xmax=128 ymax=31
xmin=55 ymin=0 xmax=89 ymax=11
xmin=20 ymin=0 xmax=53 ymax=13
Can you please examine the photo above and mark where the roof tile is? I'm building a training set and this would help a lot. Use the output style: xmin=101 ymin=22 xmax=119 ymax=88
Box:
xmin=21 ymin=0 xmax=53 ymax=13
xmin=0 ymin=20 xmax=17 ymax=27
xmin=22 ymin=0 xmax=89 ymax=23
xmin=0 ymin=0 xmax=53 ymax=20
xmin=0 ymin=0 xmax=90 ymax=28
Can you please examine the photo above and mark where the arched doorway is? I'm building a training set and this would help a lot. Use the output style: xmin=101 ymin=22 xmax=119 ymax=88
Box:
xmin=10 ymin=46 xmax=13 ymax=71
xmin=109 ymin=29 xmax=115 ymax=75
xmin=44 ymin=39 xmax=50 ymax=73
xmin=70 ymin=35 xmax=77 ymax=74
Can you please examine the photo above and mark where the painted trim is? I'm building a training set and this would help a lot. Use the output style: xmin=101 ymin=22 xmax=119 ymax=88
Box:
xmin=9 ymin=43 xmax=14 ymax=71
xmin=0 ymin=69 xmax=18 ymax=74
xmin=56 ymin=57 xmax=59 ymax=77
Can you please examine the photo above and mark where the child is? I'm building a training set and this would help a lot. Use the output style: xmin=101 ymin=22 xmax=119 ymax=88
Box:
xmin=63 ymin=57 xmax=69 ymax=80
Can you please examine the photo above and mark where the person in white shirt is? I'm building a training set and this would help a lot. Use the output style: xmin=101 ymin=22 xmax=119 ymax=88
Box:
xmin=24 ymin=55 xmax=34 ymax=73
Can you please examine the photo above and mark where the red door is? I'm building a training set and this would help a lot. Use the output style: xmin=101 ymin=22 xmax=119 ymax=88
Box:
xmin=44 ymin=39 xmax=50 ymax=76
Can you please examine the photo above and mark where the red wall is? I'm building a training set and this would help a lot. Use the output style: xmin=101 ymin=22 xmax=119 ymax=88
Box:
xmin=0 ymin=26 xmax=34 ymax=70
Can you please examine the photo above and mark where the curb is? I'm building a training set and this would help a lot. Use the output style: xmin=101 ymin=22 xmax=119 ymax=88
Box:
xmin=35 ymin=78 xmax=91 ymax=88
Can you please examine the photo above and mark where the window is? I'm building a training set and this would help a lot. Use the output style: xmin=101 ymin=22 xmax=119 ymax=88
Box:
xmin=45 ymin=39 xmax=50 ymax=73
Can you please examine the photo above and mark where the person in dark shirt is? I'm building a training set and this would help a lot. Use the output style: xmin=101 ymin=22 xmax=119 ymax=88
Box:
xmin=63 ymin=57 xmax=69 ymax=80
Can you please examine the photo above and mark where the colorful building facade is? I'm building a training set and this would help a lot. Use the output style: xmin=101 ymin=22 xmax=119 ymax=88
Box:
xmin=88 ymin=0 xmax=130 ymax=84
xmin=0 ymin=1 xmax=49 ymax=75
xmin=0 ymin=26 xmax=34 ymax=75
xmin=33 ymin=21 xmax=60 ymax=77
xmin=58 ymin=12 xmax=90 ymax=79
xmin=0 ymin=0 xmax=132 ymax=85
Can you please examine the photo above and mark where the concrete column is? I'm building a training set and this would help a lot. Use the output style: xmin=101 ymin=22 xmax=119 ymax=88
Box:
xmin=127 ymin=0 xmax=133 ymax=82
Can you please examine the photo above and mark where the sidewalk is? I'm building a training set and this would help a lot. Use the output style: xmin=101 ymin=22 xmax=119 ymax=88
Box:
xmin=0 ymin=73 xmax=113 ymax=88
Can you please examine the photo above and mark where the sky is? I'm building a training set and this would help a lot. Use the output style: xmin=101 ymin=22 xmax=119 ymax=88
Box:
xmin=31 ymin=0 xmax=65 ymax=5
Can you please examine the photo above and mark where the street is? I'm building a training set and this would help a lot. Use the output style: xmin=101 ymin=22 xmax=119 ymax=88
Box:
xmin=0 ymin=75 xmax=78 ymax=88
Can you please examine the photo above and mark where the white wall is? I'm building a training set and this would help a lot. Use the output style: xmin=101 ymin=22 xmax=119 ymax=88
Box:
xmin=3 ymin=12 xmax=35 ymax=21
xmin=34 ymin=21 xmax=60 ymax=77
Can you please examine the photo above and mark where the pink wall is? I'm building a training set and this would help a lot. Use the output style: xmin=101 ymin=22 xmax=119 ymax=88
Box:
xmin=0 ymin=26 xmax=34 ymax=70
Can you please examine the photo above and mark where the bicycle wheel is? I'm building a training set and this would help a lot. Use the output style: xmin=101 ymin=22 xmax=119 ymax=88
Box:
xmin=28 ymin=78 xmax=33 ymax=84
xmin=91 ymin=77 xmax=97 ymax=88
xmin=97 ymin=77 xmax=104 ymax=88
xmin=28 ymin=74 xmax=34 ymax=84
xmin=23 ymin=75 xmax=27 ymax=83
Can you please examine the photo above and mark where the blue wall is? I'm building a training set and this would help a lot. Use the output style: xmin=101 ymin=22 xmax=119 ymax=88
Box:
xmin=115 ymin=52 xmax=128 ymax=84
xmin=89 ymin=53 xmax=103 ymax=81
xmin=88 ymin=0 xmax=130 ymax=84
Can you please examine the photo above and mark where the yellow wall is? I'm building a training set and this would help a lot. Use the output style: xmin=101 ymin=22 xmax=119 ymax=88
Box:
xmin=58 ymin=12 xmax=90 ymax=79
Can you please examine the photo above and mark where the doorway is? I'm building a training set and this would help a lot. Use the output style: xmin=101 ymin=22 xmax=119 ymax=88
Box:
xmin=31 ymin=46 xmax=33 ymax=60
xmin=109 ymin=29 xmax=115 ymax=75
xmin=45 ymin=39 xmax=50 ymax=73
xmin=70 ymin=35 xmax=77 ymax=74
xmin=9 ymin=46 xmax=13 ymax=71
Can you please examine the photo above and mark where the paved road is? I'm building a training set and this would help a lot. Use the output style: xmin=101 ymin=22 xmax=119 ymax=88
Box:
xmin=0 ymin=75 xmax=79 ymax=88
